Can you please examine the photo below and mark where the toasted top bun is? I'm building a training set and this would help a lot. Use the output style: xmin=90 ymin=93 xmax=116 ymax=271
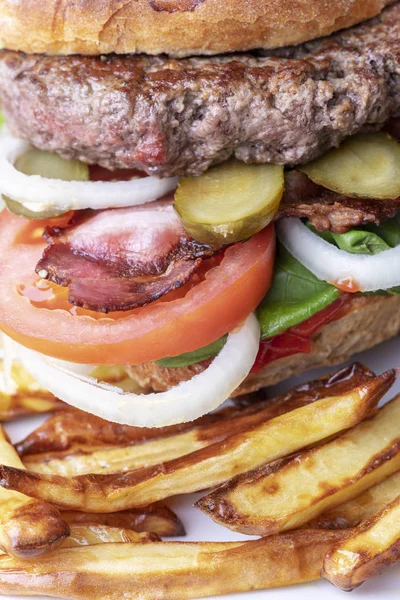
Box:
xmin=0 ymin=0 xmax=393 ymax=57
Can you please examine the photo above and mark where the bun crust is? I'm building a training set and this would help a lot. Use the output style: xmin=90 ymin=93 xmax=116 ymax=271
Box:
xmin=128 ymin=294 xmax=400 ymax=396
xmin=0 ymin=0 xmax=393 ymax=56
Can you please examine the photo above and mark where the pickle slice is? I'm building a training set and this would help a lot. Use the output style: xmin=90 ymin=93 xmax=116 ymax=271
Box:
xmin=300 ymin=133 xmax=400 ymax=200
xmin=15 ymin=148 xmax=89 ymax=182
xmin=3 ymin=197 xmax=67 ymax=220
xmin=174 ymin=160 xmax=284 ymax=245
xmin=4 ymin=149 xmax=89 ymax=219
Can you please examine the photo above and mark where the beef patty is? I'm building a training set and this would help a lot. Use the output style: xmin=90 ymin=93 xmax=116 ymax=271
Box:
xmin=0 ymin=3 xmax=399 ymax=177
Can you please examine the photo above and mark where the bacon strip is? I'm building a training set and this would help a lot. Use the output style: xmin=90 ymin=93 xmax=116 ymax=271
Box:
xmin=277 ymin=172 xmax=400 ymax=233
xmin=36 ymin=200 xmax=216 ymax=313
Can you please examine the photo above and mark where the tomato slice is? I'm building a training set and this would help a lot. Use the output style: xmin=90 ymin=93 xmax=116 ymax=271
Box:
xmin=0 ymin=210 xmax=275 ymax=365
xmin=252 ymin=295 xmax=351 ymax=372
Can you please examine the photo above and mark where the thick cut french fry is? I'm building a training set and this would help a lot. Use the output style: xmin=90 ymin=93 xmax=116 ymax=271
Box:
xmin=62 ymin=524 xmax=159 ymax=547
xmin=197 ymin=393 xmax=400 ymax=535
xmin=21 ymin=363 xmax=376 ymax=477
xmin=24 ymin=432 xmax=215 ymax=476
xmin=17 ymin=362 xmax=373 ymax=457
xmin=309 ymin=469 xmax=400 ymax=529
xmin=0 ymin=371 xmax=393 ymax=511
xmin=62 ymin=504 xmax=185 ymax=537
xmin=0 ymin=530 xmax=346 ymax=599
xmin=0 ymin=359 xmax=64 ymax=421
xmin=323 ymin=494 xmax=400 ymax=590
xmin=0 ymin=425 xmax=69 ymax=557
xmin=0 ymin=525 xmax=158 ymax=554
xmin=232 ymin=362 xmax=374 ymax=408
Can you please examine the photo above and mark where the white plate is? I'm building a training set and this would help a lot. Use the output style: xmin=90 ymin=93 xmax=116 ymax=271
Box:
xmin=4 ymin=336 xmax=400 ymax=600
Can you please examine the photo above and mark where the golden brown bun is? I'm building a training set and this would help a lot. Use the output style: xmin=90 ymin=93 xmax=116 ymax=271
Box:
xmin=0 ymin=0 xmax=394 ymax=56
xmin=128 ymin=294 xmax=400 ymax=396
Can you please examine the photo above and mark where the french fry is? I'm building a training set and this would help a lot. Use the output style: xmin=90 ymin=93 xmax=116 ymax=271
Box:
xmin=309 ymin=469 xmax=400 ymax=529
xmin=22 ymin=405 xmax=305 ymax=476
xmin=62 ymin=524 xmax=159 ymax=547
xmin=0 ymin=530 xmax=346 ymax=599
xmin=0 ymin=524 xmax=158 ymax=553
xmin=17 ymin=362 xmax=374 ymax=457
xmin=232 ymin=362 xmax=374 ymax=408
xmin=22 ymin=387 xmax=366 ymax=477
xmin=21 ymin=363 xmax=376 ymax=477
xmin=0 ymin=425 xmax=70 ymax=557
xmin=23 ymin=431 xmax=219 ymax=476
xmin=62 ymin=504 xmax=185 ymax=537
xmin=323 ymin=494 xmax=400 ymax=590
xmin=0 ymin=370 xmax=393 ymax=511
xmin=17 ymin=409 xmax=232 ymax=457
xmin=197 ymin=393 xmax=400 ymax=535
xmin=0 ymin=359 xmax=64 ymax=421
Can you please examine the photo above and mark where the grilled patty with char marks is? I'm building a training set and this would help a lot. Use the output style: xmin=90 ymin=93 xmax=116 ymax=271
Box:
xmin=0 ymin=3 xmax=399 ymax=178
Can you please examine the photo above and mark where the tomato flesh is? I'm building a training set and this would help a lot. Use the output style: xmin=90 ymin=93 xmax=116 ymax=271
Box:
xmin=0 ymin=210 xmax=275 ymax=365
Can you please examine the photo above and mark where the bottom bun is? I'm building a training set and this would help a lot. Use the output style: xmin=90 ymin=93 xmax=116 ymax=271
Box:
xmin=127 ymin=295 xmax=400 ymax=397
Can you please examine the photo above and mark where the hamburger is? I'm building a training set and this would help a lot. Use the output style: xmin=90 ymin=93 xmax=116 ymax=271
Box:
xmin=0 ymin=0 xmax=399 ymax=427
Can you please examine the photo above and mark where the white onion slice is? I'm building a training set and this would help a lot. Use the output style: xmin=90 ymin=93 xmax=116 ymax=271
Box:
xmin=46 ymin=356 xmax=96 ymax=377
xmin=17 ymin=314 xmax=260 ymax=427
xmin=277 ymin=217 xmax=400 ymax=292
xmin=0 ymin=136 xmax=178 ymax=213
xmin=1 ymin=334 xmax=15 ymax=394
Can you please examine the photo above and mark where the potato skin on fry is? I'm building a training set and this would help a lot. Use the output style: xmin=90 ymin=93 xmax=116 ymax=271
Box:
xmin=17 ymin=362 xmax=374 ymax=457
xmin=0 ymin=359 xmax=64 ymax=422
xmin=0 ymin=498 xmax=70 ymax=559
xmin=23 ymin=364 xmax=379 ymax=478
xmin=0 ymin=371 xmax=390 ymax=511
xmin=0 ymin=530 xmax=346 ymax=599
xmin=231 ymin=362 xmax=374 ymax=408
xmin=62 ymin=504 xmax=185 ymax=537
xmin=197 ymin=384 xmax=400 ymax=535
xmin=63 ymin=524 xmax=160 ymax=547
xmin=0 ymin=425 xmax=70 ymax=558
xmin=323 ymin=495 xmax=400 ymax=590
xmin=308 ymin=470 xmax=400 ymax=530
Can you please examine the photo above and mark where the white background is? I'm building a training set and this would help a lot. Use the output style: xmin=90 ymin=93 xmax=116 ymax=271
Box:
xmin=4 ymin=335 xmax=400 ymax=599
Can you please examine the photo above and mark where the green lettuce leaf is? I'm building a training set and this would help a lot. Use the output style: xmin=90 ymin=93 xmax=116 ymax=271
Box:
xmin=257 ymin=245 xmax=340 ymax=339
xmin=156 ymin=336 xmax=227 ymax=368
xmin=318 ymin=229 xmax=391 ymax=255
xmin=157 ymin=213 xmax=400 ymax=366
xmin=367 ymin=214 xmax=400 ymax=248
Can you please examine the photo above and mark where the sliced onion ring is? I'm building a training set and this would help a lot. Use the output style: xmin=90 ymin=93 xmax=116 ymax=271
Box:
xmin=1 ymin=334 xmax=15 ymax=394
xmin=17 ymin=314 xmax=260 ymax=427
xmin=277 ymin=217 xmax=400 ymax=292
xmin=0 ymin=136 xmax=178 ymax=213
